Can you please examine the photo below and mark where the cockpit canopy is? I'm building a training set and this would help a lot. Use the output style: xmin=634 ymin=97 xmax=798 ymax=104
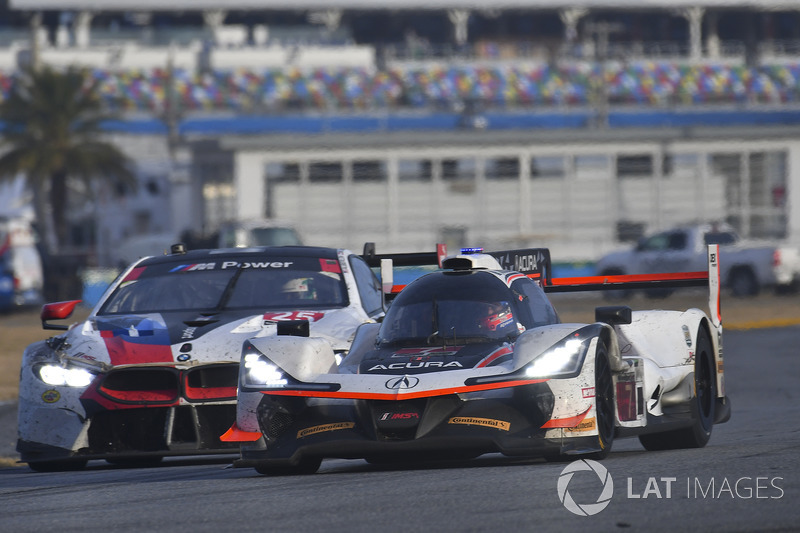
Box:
xmin=377 ymin=270 xmax=559 ymax=346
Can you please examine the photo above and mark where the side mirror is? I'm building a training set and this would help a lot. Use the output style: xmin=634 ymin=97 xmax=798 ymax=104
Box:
xmin=595 ymin=306 xmax=632 ymax=325
xmin=41 ymin=300 xmax=82 ymax=330
xmin=276 ymin=319 xmax=310 ymax=337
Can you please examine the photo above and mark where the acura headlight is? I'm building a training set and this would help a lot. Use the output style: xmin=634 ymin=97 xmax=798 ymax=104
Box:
xmin=525 ymin=335 xmax=589 ymax=379
xmin=34 ymin=363 xmax=96 ymax=387
xmin=242 ymin=352 xmax=288 ymax=389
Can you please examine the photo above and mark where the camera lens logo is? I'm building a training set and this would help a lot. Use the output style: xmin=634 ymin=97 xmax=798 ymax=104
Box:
xmin=557 ymin=459 xmax=614 ymax=516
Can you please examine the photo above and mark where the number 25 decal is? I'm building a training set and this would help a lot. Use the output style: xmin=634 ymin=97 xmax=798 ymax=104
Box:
xmin=263 ymin=311 xmax=325 ymax=322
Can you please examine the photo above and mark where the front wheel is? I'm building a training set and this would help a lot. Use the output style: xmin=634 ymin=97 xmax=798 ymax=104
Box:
xmin=589 ymin=340 xmax=615 ymax=459
xmin=544 ymin=339 xmax=615 ymax=462
xmin=639 ymin=327 xmax=716 ymax=450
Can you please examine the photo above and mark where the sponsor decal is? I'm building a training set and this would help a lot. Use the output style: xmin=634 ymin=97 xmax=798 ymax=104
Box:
xmin=370 ymin=361 xmax=463 ymax=371
xmin=682 ymin=325 xmax=692 ymax=347
xmin=564 ymin=417 xmax=596 ymax=433
xmin=220 ymin=261 xmax=294 ymax=270
xmin=717 ymin=360 xmax=724 ymax=373
xmin=71 ymin=352 xmax=96 ymax=361
xmin=170 ymin=263 xmax=216 ymax=272
xmin=263 ymin=311 xmax=325 ymax=323
xmin=448 ymin=416 xmax=510 ymax=431
xmin=581 ymin=387 xmax=595 ymax=398
xmin=296 ymin=422 xmax=354 ymax=439
xmin=337 ymin=250 xmax=350 ymax=274
xmin=42 ymin=390 xmax=61 ymax=403
xmin=380 ymin=412 xmax=419 ymax=421
xmin=181 ymin=327 xmax=197 ymax=340
xmin=385 ymin=376 xmax=420 ymax=390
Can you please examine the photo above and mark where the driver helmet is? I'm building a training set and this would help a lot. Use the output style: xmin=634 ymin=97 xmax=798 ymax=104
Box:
xmin=479 ymin=301 xmax=514 ymax=332
xmin=282 ymin=277 xmax=316 ymax=300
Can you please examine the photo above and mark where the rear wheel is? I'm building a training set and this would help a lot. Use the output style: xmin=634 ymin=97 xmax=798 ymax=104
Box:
xmin=639 ymin=327 xmax=716 ymax=450
xmin=254 ymin=457 xmax=322 ymax=476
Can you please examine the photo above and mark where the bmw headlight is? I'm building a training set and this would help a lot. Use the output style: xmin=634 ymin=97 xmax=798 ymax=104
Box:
xmin=34 ymin=363 xmax=96 ymax=387
xmin=524 ymin=335 xmax=590 ymax=379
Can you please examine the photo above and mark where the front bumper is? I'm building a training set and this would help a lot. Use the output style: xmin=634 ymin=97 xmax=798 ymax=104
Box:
xmin=17 ymin=362 xmax=242 ymax=465
xmin=17 ymin=403 xmax=239 ymax=464
xmin=238 ymin=382 xmax=601 ymax=467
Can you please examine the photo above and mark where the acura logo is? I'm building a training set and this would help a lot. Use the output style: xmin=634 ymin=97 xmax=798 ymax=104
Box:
xmin=385 ymin=375 xmax=420 ymax=390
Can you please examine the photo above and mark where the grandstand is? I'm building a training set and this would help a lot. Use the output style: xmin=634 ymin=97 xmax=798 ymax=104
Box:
xmin=1 ymin=0 xmax=800 ymax=264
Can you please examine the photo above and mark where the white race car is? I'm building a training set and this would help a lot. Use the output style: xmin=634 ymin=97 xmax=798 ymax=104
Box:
xmin=225 ymin=246 xmax=731 ymax=475
xmin=17 ymin=244 xmax=392 ymax=471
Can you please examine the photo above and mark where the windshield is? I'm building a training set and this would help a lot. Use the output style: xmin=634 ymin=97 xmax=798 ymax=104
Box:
xmin=377 ymin=270 xmax=557 ymax=346
xmin=379 ymin=298 xmax=520 ymax=346
xmin=98 ymin=255 xmax=347 ymax=314
xmin=249 ymin=227 xmax=302 ymax=247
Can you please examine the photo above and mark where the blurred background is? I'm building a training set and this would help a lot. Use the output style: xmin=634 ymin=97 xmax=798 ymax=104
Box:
xmin=1 ymin=0 xmax=799 ymax=304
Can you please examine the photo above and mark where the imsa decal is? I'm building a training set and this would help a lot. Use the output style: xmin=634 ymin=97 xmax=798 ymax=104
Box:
xmin=448 ymin=417 xmax=510 ymax=431
xmin=297 ymin=422 xmax=355 ymax=439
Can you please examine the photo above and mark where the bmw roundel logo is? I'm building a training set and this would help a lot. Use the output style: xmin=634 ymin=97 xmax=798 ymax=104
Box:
xmin=177 ymin=353 xmax=191 ymax=362
xmin=385 ymin=375 xmax=420 ymax=390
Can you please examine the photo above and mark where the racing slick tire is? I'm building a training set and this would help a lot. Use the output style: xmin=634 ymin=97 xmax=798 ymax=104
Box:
xmin=545 ymin=340 xmax=615 ymax=462
xmin=254 ymin=457 xmax=322 ymax=476
xmin=588 ymin=340 xmax=615 ymax=460
xmin=27 ymin=459 xmax=88 ymax=472
xmin=639 ymin=326 xmax=716 ymax=451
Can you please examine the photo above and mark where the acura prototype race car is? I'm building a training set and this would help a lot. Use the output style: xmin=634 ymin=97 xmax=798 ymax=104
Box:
xmin=17 ymin=244 xmax=396 ymax=471
xmin=225 ymin=246 xmax=731 ymax=475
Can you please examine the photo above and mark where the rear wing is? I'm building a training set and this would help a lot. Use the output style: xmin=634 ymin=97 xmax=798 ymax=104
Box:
xmin=544 ymin=245 xmax=722 ymax=329
xmin=363 ymin=243 xmax=721 ymax=329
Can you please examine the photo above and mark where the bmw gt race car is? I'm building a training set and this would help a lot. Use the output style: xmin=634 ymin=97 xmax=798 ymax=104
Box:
xmin=17 ymin=244 xmax=391 ymax=471
xmin=225 ymin=246 xmax=731 ymax=475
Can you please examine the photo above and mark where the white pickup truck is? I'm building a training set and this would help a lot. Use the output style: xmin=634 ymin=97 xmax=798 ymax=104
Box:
xmin=595 ymin=223 xmax=800 ymax=297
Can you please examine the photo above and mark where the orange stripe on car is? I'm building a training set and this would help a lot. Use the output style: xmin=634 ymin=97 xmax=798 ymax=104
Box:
xmin=549 ymin=271 xmax=708 ymax=286
xmin=260 ymin=378 xmax=548 ymax=401
xmin=220 ymin=422 xmax=262 ymax=442
xmin=540 ymin=406 xmax=592 ymax=429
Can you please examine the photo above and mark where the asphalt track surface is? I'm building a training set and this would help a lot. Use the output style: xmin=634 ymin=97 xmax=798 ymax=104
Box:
xmin=1 ymin=324 xmax=798 ymax=533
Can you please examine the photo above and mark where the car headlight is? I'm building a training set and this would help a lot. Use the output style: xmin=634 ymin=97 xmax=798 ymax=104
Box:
xmin=34 ymin=363 xmax=96 ymax=387
xmin=524 ymin=335 xmax=590 ymax=379
xmin=243 ymin=353 xmax=288 ymax=387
